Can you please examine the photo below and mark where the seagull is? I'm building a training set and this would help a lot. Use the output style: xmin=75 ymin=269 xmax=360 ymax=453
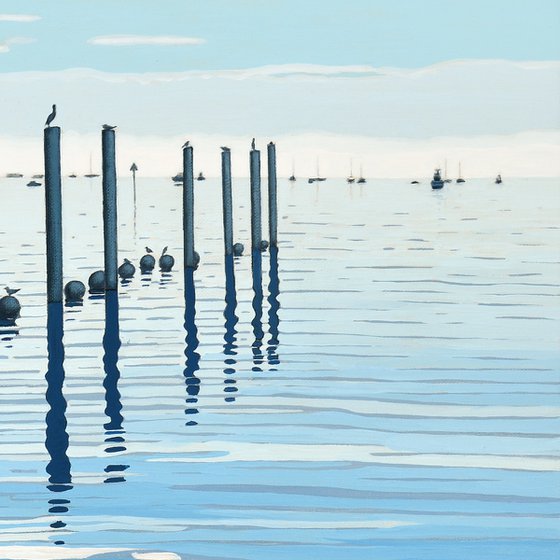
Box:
xmin=251 ymin=138 xmax=256 ymax=150
xmin=182 ymin=141 xmax=190 ymax=149
xmin=145 ymin=246 xmax=153 ymax=254
xmin=45 ymin=105 xmax=56 ymax=128
xmin=268 ymin=141 xmax=274 ymax=146
xmin=221 ymin=146 xmax=230 ymax=152
xmin=5 ymin=287 xmax=20 ymax=296
xmin=124 ymin=258 xmax=131 ymax=264
xmin=162 ymin=246 xmax=168 ymax=255
xmin=103 ymin=124 xmax=117 ymax=130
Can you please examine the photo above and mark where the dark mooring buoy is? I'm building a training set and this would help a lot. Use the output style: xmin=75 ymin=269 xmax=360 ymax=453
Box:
xmin=159 ymin=247 xmax=175 ymax=272
xmin=64 ymin=280 xmax=86 ymax=302
xmin=88 ymin=270 xmax=105 ymax=293
xmin=233 ymin=242 xmax=244 ymax=256
xmin=140 ymin=254 xmax=156 ymax=272
xmin=118 ymin=258 xmax=136 ymax=279
xmin=0 ymin=295 xmax=21 ymax=321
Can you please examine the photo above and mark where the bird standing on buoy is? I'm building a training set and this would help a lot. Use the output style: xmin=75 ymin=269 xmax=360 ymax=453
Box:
xmin=182 ymin=141 xmax=190 ymax=149
xmin=251 ymin=138 xmax=256 ymax=150
xmin=103 ymin=124 xmax=117 ymax=130
xmin=5 ymin=287 xmax=20 ymax=296
xmin=45 ymin=105 xmax=57 ymax=128
xmin=145 ymin=246 xmax=153 ymax=254
xmin=221 ymin=146 xmax=230 ymax=152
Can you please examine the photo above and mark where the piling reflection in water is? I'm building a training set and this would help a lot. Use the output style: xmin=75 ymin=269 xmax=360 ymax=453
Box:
xmin=223 ymin=255 xmax=239 ymax=402
xmin=251 ymin=250 xmax=264 ymax=372
xmin=267 ymin=246 xmax=281 ymax=368
xmin=184 ymin=268 xmax=200 ymax=425
xmin=44 ymin=302 xmax=72 ymax=544
xmin=102 ymin=290 xmax=128 ymax=483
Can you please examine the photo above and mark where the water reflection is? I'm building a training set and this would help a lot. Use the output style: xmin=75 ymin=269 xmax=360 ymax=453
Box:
xmin=223 ymin=255 xmax=239 ymax=402
xmin=251 ymin=250 xmax=264 ymax=372
xmin=102 ymin=290 xmax=128 ymax=483
xmin=44 ymin=302 xmax=72 ymax=545
xmin=267 ymin=246 xmax=281 ymax=368
xmin=184 ymin=268 xmax=200 ymax=426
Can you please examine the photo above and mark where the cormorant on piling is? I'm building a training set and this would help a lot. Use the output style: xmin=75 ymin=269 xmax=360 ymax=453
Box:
xmin=251 ymin=138 xmax=256 ymax=150
xmin=182 ymin=141 xmax=190 ymax=149
xmin=45 ymin=105 xmax=56 ymax=128
xmin=145 ymin=246 xmax=153 ymax=254
xmin=162 ymin=246 xmax=168 ymax=255
xmin=102 ymin=124 xmax=117 ymax=130
xmin=5 ymin=287 xmax=20 ymax=296
xmin=221 ymin=146 xmax=230 ymax=152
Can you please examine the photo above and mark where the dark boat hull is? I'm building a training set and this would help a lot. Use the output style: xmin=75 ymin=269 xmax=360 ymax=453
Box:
xmin=431 ymin=180 xmax=444 ymax=189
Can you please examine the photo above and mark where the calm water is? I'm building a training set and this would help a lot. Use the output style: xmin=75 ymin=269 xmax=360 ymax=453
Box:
xmin=0 ymin=176 xmax=559 ymax=560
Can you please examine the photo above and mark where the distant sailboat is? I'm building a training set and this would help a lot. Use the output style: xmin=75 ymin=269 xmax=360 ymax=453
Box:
xmin=289 ymin=159 xmax=296 ymax=182
xmin=443 ymin=159 xmax=452 ymax=183
xmin=196 ymin=172 xmax=206 ymax=181
xmin=26 ymin=180 xmax=41 ymax=187
xmin=431 ymin=168 xmax=444 ymax=190
xmin=308 ymin=158 xmax=326 ymax=183
xmin=346 ymin=160 xmax=355 ymax=184
xmin=495 ymin=174 xmax=503 ymax=184
xmin=357 ymin=164 xmax=367 ymax=184
xmin=172 ymin=172 xmax=183 ymax=183
xmin=84 ymin=154 xmax=100 ymax=178
xmin=456 ymin=162 xmax=466 ymax=183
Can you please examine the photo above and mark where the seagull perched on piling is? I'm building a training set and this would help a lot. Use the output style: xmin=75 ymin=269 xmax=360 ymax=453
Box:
xmin=145 ymin=246 xmax=153 ymax=253
xmin=45 ymin=105 xmax=56 ymax=128
xmin=182 ymin=141 xmax=190 ymax=149
xmin=251 ymin=138 xmax=256 ymax=150
xmin=221 ymin=146 xmax=230 ymax=152
xmin=5 ymin=287 xmax=20 ymax=296
xmin=102 ymin=124 xmax=117 ymax=130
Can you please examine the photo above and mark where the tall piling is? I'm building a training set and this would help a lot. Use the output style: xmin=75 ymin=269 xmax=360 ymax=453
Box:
xmin=102 ymin=128 xmax=118 ymax=291
xmin=44 ymin=126 xmax=63 ymax=303
xmin=221 ymin=149 xmax=233 ymax=256
xmin=183 ymin=144 xmax=196 ymax=269
xmin=267 ymin=142 xmax=278 ymax=248
xmin=250 ymin=143 xmax=262 ymax=253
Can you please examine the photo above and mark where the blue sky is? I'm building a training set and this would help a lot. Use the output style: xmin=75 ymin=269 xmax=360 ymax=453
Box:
xmin=0 ymin=0 xmax=559 ymax=72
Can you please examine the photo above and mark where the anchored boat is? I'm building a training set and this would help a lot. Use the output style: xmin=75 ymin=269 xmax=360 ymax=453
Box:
xmin=431 ymin=168 xmax=444 ymax=190
xmin=456 ymin=162 xmax=466 ymax=183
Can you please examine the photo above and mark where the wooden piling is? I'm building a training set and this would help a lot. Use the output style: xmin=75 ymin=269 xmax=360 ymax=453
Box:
xmin=102 ymin=129 xmax=118 ymax=291
xmin=221 ymin=149 xmax=234 ymax=256
xmin=44 ymin=126 xmax=63 ymax=303
xmin=250 ymin=144 xmax=262 ymax=253
xmin=183 ymin=144 xmax=196 ymax=269
xmin=267 ymin=142 xmax=278 ymax=248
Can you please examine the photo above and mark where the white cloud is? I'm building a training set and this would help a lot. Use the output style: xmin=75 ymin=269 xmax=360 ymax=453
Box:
xmin=0 ymin=14 xmax=41 ymax=22
xmin=88 ymin=35 xmax=205 ymax=46
xmin=0 ymin=36 xmax=35 ymax=53
xmin=0 ymin=60 xmax=558 ymax=176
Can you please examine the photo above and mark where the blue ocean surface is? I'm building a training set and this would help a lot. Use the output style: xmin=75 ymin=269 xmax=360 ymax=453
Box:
xmin=0 ymin=176 xmax=559 ymax=560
